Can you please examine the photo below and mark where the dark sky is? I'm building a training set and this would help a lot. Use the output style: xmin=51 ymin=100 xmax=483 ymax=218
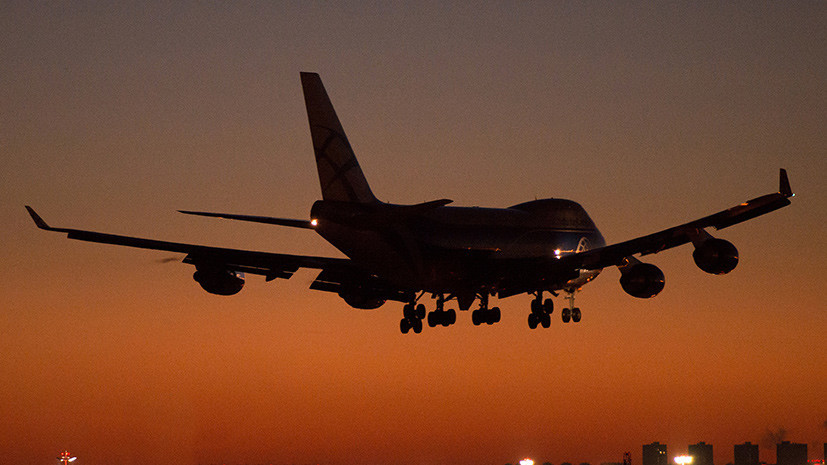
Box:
xmin=2 ymin=2 xmax=825 ymax=465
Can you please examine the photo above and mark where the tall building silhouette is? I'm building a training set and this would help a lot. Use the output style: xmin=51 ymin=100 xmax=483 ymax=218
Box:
xmin=734 ymin=442 xmax=759 ymax=465
xmin=689 ymin=442 xmax=713 ymax=465
xmin=777 ymin=441 xmax=807 ymax=465
xmin=643 ymin=442 xmax=668 ymax=465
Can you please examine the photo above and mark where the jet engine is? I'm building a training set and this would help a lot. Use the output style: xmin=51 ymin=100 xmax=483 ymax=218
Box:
xmin=619 ymin=263 xmax=665 ymax=298
xmin=340 ymin=292 xmax=386 ymax=310
xmin=193 ymin=266 xmax=245 ymax=296
xmin=692 ymin=238 xmax=739 ymax=274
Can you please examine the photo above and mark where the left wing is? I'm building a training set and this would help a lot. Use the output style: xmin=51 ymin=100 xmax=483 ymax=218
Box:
xmin=563 ymin=168 xmax=793 ymax=271
xmin=25 ymin=206 xmax=408 ymax=301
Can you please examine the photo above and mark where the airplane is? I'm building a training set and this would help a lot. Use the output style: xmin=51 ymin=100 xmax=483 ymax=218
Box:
xmin=26 ymin=72 xmax=794 ymax=334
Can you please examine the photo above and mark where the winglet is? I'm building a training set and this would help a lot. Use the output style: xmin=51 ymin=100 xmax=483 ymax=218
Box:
xmin=25 ymin=206 xmax=54 ymax=230
xmin=779 ymin=169 xmax=793 ymax=198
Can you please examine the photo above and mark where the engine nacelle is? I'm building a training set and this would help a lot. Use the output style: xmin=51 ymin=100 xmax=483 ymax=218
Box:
xmin=693 ymin=238 xmax=739 ymax=275
xmin=619 ymin=263 xmax=665 ymax=298
xmin=193 ymin=266 xmax=245 ymax=296
xmin=340 ymin=292 xmax=386 ymax=310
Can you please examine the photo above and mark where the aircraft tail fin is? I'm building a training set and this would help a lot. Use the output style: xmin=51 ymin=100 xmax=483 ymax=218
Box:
xmin=300 ymin=72 xmax=378 ymax=204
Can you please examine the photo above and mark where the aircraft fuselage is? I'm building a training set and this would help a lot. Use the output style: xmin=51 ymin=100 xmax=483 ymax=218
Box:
xmin=311 ymin=197 xmax=606 ymax=298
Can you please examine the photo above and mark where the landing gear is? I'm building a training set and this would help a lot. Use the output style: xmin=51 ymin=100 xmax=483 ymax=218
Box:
xmin=560 ymin=290 xmax=581 ymax=324
xmin=400 ymin=299 xmax=426 ymax=334
xmin=426 ymin=294 xmax=457 ymax=327
xmin=471 ymin=294 xmax=501 ymax=326
xmin=527 ymin=291 xmax=554 ymax=329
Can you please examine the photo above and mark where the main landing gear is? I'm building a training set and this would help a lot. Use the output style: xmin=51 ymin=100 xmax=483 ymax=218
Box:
xmin=426 ymin=294 xmax=456 ymax=328
xmin=471 ymin=293 xmax=500 ymax=326
xmin=400 ymin=294 xmax=457 ymax=334
xmin=527 ymin=290 xmax=581 ymax=329
xmin=400 ymin=292 xmax=500 ymax=334
xmin=527 ymin=291 xmax=554 ymax=329
xmin=399 ymin=300 xmax=426 ymax=334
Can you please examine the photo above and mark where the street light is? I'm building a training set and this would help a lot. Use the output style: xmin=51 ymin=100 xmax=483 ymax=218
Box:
xmin=675 ymin=456 xmax=693 ymax=465
xmin=57 ymin=451 xmax=77 ymax=464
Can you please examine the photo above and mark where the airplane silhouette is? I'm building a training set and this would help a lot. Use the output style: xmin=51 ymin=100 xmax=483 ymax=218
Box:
xmin=27 ymin=72 xmax=794 ymax=333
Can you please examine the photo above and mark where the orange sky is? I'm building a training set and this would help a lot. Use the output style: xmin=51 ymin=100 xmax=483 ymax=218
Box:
xmin=2 ymin=3 xmax=825 ymax=465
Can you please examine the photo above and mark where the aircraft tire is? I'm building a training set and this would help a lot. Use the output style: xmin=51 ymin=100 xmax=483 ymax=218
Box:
xmin=492 ymin=307 xmax=501 ymax=323
xmin=562 ymin=308 xmax=571 ymax=323
xmin=416 ymin=304 xmax=426 ymax=320
xmin=400 ymin=318 xmax=411 ymax=334
xmin=412 ymin=318 xmax=423 ymax=333
xmin=528 ymin=313 xmax=539 ymax=329
xmin=447 ymin=309 xmax=456 ymax=325
xmin=427 ymin=312 xmax=438 ymax=328
xmin=572 ymin=308 xmax=581 ymax=323
xmin=531 ymin=299 xmax=542 ymax=315
xmin=543 ymin=298 xmax=554 ymax=314
xmin=541 ymin=313 xmax=551 ymax=328
xmin=403 ymin=303 xmax=415 ymax=320
xmin=472 ymin=310 xmax=481 ymax=326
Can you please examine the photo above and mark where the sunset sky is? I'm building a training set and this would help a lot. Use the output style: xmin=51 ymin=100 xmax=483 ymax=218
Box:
xmin=2 ymin=2 xmax=825 ymax=465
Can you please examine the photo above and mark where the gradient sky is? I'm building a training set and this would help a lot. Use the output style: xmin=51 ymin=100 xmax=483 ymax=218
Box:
xmin=2 ymin=2 xmax=825 ymax=465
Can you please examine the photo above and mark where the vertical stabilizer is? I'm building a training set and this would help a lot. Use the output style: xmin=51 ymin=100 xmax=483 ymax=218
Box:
xmin=301 ymin=72 xmax=378 ymax=204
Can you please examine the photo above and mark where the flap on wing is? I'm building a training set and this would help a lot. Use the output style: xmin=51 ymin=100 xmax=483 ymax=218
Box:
xmin=178 ymin=210 xmax=315 ymax=229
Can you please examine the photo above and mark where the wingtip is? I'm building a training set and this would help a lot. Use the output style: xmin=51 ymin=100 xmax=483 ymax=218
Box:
xmin=779 ymin=168 xmax=793 ymax=198
xmin=25 ymin=206 xmax=52 ymax=230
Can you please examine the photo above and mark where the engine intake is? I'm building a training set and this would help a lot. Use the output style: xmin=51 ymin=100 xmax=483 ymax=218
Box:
xmin=193 ymin=266 xmax=245 ymax=296
xmin=693 ymin=238 xmax=739 ymax=275
xmin=619 ymin=263 xmax=665 ymax=298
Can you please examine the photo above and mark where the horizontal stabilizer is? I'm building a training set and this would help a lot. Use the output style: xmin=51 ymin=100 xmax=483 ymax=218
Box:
xmin=178 ymin=210 xmax=316 ymax=229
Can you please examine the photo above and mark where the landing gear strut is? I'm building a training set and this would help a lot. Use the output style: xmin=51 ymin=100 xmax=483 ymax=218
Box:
xmin=527 ymin=291 xmax=554 ymax=329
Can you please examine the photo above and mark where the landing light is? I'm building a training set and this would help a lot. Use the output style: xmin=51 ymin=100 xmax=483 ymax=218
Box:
xmin=675 ymin=456 xmax=693 ymax=465
xmin=310 ymin=219 xmax=318 ymax=226
xmin=554 ymin=249 xmax=562 ymax=259
xmin=520 ymin=459 xmax=535 ymax=465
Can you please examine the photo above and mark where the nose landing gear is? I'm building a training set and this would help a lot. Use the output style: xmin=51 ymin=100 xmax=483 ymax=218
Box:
xmin=560 ymin=290 xmax=581 ymax=323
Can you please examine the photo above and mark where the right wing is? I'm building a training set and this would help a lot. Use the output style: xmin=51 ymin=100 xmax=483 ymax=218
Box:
xmin=24 ymin=206 xmax=409 ymax=301
xmin=564 ymin=168 xmax=793 ymax=272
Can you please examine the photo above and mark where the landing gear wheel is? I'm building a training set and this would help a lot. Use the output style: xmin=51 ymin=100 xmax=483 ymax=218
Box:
xmin=412 ymin=317 xmax=423 ymax=333
xmin=540 ymin=312 xmax=551 ymax=328
xmin=571 ymin=307 xmax=581 ymax=323
xmin=543 ymin=298 xmax=554 ymax=314
xmin=400 ymin=318 xmax=411 ymax=334
xmin=442 ymin=309 xmax=456 ymax=327
xmin=528 ymin=312 xmax=540 ymax=329
xmin=427 ymin=312 xmax=438 ymax=328
xmin=562 ymin=307 xmax=572 ymax=323
xmin=491 ymin=307 xmax=501 ymax=323
xmin=403 ymin=303 xmax=415 ymax=320
xmin=472 ymin=310 xmax=482 ymax=326
xmin=415 ymin=303 xmax=426 ymax=320
xmin=531 ymin=299 xmax=542 ymax=314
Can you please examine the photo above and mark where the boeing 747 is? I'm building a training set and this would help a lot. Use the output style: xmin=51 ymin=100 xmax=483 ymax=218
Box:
xmin=27 ymin=72 xmax=794 ymax=333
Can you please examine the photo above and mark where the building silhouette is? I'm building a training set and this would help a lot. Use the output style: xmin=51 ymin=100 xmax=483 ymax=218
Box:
xmin=734 ymin=442 xmax=759 ymax=465
xmin=777 ymin=441 xmax=807 ymax=465
xmin=643 ymin=442 xmax=668 ymax=465
xmin=689 ymin=442 xmax=714 ymax=465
